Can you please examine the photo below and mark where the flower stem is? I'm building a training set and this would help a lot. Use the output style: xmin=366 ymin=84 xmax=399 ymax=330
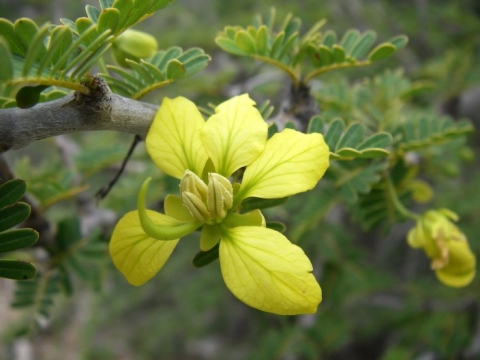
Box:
xmin=384 ymin=174 xmax=420 ymax=220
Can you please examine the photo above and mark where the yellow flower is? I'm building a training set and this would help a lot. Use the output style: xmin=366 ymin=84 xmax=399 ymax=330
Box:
xmin=407 ymin=209 xmax=476 ymax=287
xmin=109 ymin=94 xmax=330 ymax=315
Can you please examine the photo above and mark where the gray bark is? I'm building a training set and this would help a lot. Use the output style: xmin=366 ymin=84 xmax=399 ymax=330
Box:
xmin=0 ymin=78 xmax=157 ymax=153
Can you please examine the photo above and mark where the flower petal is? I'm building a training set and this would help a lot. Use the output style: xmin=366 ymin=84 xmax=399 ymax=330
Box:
xmin=201 ymin=94 xmax=268 ymax=177
xmin=219 ymin=226 xmax=321 ymax=315
xmin=435 ymin=238 xmax=476 ymax=288
xmin=146 ymin=97 xmax=208 ymax=178
xmin=109 ymin=210 xmax=180 ymax=286
xmin=236 ymin=129 xmax=329 ymax=202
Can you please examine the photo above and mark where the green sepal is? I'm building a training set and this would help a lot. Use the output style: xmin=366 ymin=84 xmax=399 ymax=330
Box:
xmin=0 ymin=179 xmax=26 ymax=209
xmin=192 ymin=244 xmax=219 ymax=268
xmin=267 ymin=122 xmax=279 ymax=138
xmin=0 ymin=229 xmax=39 ymax=253
xmin=266 ymin=221 xmax=286 ymax=233
xmin=200 ymin=224 xmax=221 ymax=252
xmin=0 ymin=260 xmax=37 ymax=280
xmin=241 ymin=196 xmax=289 ymax=212
xmin=0 ymin=202 xmax=31 ymax=233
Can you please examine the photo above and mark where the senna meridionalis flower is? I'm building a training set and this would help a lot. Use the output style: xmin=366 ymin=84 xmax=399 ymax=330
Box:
xmin=109 ymin=94 xmax=330 ymax=315
xmin=407 ymin=209 xmax=476 ymax=287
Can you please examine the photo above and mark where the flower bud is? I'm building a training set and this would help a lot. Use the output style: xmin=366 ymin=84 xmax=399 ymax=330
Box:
xmin=207 ymin=173 xmax=233 ymax=221
xmin=112 ymin=29 xmax=158 ymax=67
xmin=407 ymin=209 xmax=476 ymax=287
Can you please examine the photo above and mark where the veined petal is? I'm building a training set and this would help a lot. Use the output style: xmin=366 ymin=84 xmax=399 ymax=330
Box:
xmin=236 ymin=129 xmax=329 ymax=203
xmin=201 ymin=94 xmax=268 ymax=177
xmin=146 ymin=97 xmax=208 ymax=178
xmin=222 ymin=210 xmax=265 ymax=228
xmin=219 ymin=226 xmax=321 ymax=315
xmin=435 ymin=237 xmax=476 ymax=288
xmin=109 ymin=210 xmax=180 ymax=286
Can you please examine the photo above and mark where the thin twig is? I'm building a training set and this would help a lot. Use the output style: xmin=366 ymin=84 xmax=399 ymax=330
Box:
xmin=95 ymin=135 xmax=142 ymax=200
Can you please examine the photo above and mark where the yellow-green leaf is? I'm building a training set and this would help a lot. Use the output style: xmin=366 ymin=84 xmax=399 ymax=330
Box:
xmin=201 ymin=94 xmax=268 ymax=177
xmin=220 ymin=226 xmax=321 ymax=315
xmin=237 ymin=129 xmax=329 ymax=201
xmin=109 ymin=210 xmax=180 ymax=286
xmin=0 ymin=38 xmax=13 ymax=81
xmin=234 ymin=30 xmax=256 ymax=54
xmin=368 ymin=43 xmax=396 ymax=61
xmin=146 ymin=97 xmax=208 ymax=178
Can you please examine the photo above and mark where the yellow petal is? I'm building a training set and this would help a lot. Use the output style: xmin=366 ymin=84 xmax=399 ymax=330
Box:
xmin=435 ymin=238 xmax=476 ymax=288
xmin=109 ymin=210 xmax=180 ymax=286
xmin=201 ymin=94 xmax=268 ymax=177
xmin=146 ymin=97 xmax=208 ymax=178
xmin=219 ymin=226 xmax=321 ymax=315
xmin=236 ymin=129 xmax=329 ymax=202
xmin=407 ymin=222 xmax=424 ymax=248
xmin=436 ymin=267 xmax=476 ymax=288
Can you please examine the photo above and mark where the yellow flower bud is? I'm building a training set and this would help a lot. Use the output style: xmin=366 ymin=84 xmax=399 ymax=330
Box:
xmin=407 ymin=209 xmax=476 ymax=287
xmin=112 ymin=29 xmax=158 ymax=67
xmin=409 ymin=179 xmax=433 ymax=204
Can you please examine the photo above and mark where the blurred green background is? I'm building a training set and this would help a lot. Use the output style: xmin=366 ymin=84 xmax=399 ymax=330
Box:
xmin=1 ymin=0 xmax=479 ymax=359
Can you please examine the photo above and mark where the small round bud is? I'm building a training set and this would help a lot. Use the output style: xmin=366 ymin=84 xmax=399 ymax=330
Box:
xmin=112 ymin=29 xmax=158 ymax=67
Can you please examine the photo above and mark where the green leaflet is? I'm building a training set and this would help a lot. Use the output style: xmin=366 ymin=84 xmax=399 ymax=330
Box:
xmin=308 ymin=117 xmax=392 ymax=160
xmin=0 ymin=202 xmax=30 ymax=232
xmin=0 ymin=229 xmax=38 ymax=253
xmin=368 ymin=43 xmax=396 ymax=61
xmin=215 ymin=10 xmax=406 ymax=84
xmin=1 ymin=0 xmax=176 ymax=104
xmin=0 ymin=38 xmax=13 ymax=81
xmin=0 ymin=260 xmax=37 ymax=281
xmin=400 ymin=115 xmax=474 ymax=152
xmin=334 ymin=162 xmax=389 ymax=203
xmin=0 ymin=179 xmax=38 ymax=281
xmin=103 ymin=46 xmax=210 ymax=99
xmin=0 ymin=179 xmax=26 ymax=208
xmin=350 ymin=31 xmax=377 ymax=59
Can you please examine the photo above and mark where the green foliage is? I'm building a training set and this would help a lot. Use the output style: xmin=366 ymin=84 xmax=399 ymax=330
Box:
xmin=11 ymin=273 xmax=62 ymax=334
xmin=51 ymin=217 xmax=108 ymax=290
xmin=0 ymin=0 xmax=175 ymax=108
xmin=398 ymin=113 xmax=474 ymax=153
xmin=315 ymin=68 xmax=435 ymax=130
xmin=102 ymin=46 xmax=210 ymax=99
xmin=215 ymin=8 xmax=407 ymax=86
xmin=0 ymin=179 xmax=38 ymax=280
xmin=1 ymin=2 xmax=479 ymax=359
xmin=308 ymin=116 xmax=392 ymax=160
